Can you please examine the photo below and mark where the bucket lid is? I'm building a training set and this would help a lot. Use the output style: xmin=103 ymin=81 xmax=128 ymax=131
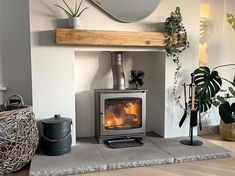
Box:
xmin=42 ymin=114 xmax=72 ymax=124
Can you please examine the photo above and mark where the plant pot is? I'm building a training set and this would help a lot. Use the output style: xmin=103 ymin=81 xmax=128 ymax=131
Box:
xmin=68 ymin=17 xmax=80 ymax=29
xmin=219 ymin=120 xmax=235 ymax=141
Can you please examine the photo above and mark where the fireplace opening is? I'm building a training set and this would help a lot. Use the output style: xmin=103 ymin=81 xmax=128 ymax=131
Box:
xmin=104 ymin=98 xmax=142 ymax=130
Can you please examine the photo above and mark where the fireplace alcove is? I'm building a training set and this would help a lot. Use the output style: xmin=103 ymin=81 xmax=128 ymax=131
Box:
xmin=75 ymin=51 xmax=165 ymax=140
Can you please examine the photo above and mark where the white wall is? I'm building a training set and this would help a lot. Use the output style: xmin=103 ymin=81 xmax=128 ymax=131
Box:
xmin=75 ymin=52 xmax=113 ymax=138
xmin=129 ymin=52 xmax=166 ymax=136
xmin=30 ymin=0 xmax=200 ymax=142
xmin=0 ymin=0 xmax=32 ymax=105
xmin=30 ymin=0 xmax=76 ymax=145
xmin=199 ymin=0 xmax=235 ymax=133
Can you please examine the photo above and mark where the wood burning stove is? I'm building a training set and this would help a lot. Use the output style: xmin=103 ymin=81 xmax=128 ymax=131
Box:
xmin=94 ymin=52 xmax=146 ymax=146
xmin=94 ymin=89 xmax=146 ymax=143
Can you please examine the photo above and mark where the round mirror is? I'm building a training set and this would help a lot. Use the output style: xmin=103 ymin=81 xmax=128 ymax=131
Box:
xmin=90 ymin=0 xmax=161 ymax=23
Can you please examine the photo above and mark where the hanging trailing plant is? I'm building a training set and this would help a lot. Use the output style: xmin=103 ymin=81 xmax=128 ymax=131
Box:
xmin=164 ymin=7 xmax=189 ymax=107
xmin=165 ymin=7 xmax=189 ymax=62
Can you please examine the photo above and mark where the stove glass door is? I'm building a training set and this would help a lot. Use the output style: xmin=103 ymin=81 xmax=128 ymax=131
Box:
xmin=104 ymin=97 xmax=142 ymax=130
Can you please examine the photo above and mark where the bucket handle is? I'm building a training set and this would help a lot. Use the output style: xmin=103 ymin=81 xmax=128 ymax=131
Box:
xmin=42 ymin=131 xmax=71 ymax=143
xmin=41 ymin=122 xmax=73 ymax=143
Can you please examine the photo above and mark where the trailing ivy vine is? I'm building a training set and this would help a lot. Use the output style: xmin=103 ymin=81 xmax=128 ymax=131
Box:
xmin=165 ymin=7 xmax=189 ymax=108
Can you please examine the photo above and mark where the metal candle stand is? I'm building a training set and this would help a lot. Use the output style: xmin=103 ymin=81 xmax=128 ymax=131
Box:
xmin=179 ymin=73 xmax=203 ymax=146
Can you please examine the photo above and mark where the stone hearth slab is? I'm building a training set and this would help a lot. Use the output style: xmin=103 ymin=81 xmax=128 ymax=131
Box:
xmin=147 ymin=136 xmax=231 ymax=163
xmin=96 ymin=139 xmax=174 ymax=170
xmin=30 ymin=143 xmax=107 ymax=176
xmin=30 ymin=136 xmax=231 ymax=176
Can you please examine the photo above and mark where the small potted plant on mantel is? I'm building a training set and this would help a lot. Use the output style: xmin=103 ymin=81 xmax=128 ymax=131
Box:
xmin=55 ymin=0 xmax=88 ymax=29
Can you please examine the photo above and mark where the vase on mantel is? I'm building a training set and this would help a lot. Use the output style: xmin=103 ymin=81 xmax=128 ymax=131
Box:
xmin=68 ymin=17 xmax=80 ymax=29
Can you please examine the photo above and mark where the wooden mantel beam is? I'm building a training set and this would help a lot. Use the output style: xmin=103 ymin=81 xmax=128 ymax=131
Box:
xmin=55 ymin=28 xmax=170 ymax=47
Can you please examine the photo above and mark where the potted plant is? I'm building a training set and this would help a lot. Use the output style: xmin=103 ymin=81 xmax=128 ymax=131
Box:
xmin=55 ymin=0 xmax=88 ymax=29
xmin=165 ymin=7 xmax=189 ymax=64
xmin=192 ymin=65 xmax=235 ymax=139
xmin=214 ymin=76 xmax=235 ymax=140
xmin=164 ymin=7 xmax=190 ymax=108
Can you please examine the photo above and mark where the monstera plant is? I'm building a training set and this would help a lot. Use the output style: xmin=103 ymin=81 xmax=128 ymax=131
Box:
xmin=193 ymin=65 xmax=235 ymax=124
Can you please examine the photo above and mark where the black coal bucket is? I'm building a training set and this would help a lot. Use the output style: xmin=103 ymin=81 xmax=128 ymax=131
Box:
xmin=41 ymin=114 xmax=72 ymax=156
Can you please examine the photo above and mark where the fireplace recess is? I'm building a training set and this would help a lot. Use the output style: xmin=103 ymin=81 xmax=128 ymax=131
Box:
xmin=94 ymin=89 xmax=147 ymax=144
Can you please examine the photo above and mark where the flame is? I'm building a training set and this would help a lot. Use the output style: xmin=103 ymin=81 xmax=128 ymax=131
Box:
xmin=104 ymin=99 xmax=141 ymax=129
xmin=124 ymin=102 xmax=139 ymax=114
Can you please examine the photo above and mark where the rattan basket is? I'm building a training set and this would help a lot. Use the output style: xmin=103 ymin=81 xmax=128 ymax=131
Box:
xmin=0 ymin=95 xmax=39 ymax=174
xmin=219 ymin=119 xmax=235 ymax=141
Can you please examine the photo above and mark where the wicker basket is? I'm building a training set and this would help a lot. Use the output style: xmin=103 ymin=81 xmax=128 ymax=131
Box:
xmin=219 ymin=119 xmax=235 ymax=141
xmin=0 ymin=95 xmax=39 ymax=174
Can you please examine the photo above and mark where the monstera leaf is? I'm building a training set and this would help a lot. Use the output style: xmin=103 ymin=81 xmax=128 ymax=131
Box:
xmin=188 ymin=97 xmax=212 ymax=113
xmin=193 ymin=67 xmax=222 ymax=112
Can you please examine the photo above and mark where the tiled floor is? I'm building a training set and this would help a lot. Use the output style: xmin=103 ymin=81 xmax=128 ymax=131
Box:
xmin=96 ymin=140 xmax=173 ymax=170
xmin=29 ymin=135 xmax=231 ymax=176
xmin=148 ymin=136 xmax=231 ymax=163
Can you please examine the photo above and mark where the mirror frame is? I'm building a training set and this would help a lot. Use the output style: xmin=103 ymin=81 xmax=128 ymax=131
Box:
xmin=89 ymin=0 xmax=161 ymax=23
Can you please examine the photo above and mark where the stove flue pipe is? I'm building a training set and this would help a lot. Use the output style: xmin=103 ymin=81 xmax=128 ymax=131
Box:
xmin=111 ymin=52 xmax=126 ymax=90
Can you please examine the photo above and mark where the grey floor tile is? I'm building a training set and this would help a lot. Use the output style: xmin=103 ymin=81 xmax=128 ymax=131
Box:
xmin=30 ymin=143 xmax=107 ymax=176
xmin=148 ymin=136 xmax=231 ymax=163
xmin=96 ymin=140 xmax=174 ymax=170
